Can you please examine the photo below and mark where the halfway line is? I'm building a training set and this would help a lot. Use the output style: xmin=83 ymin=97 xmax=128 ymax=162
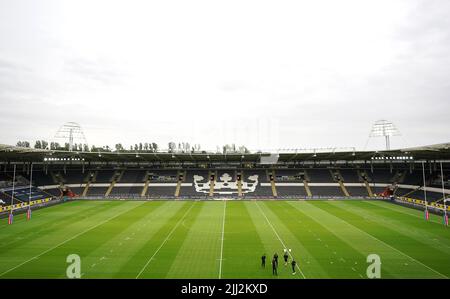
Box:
xmin=218 ymin=200 xmax=227 ymax=279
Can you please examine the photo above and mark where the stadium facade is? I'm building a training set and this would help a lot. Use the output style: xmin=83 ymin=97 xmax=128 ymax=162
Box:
xmin=0 ymin=143 xmax=449 ymax=215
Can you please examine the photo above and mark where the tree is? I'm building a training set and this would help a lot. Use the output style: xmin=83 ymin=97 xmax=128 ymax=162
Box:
xmin=53 ymin=142 xmax=58 ymax=150
xmin=34 ymin=140 xmax=42 ymax=149
xmin=168 ymin=142 xmax=176 ymax=153
xmin=152 ymin=142 xmax=158 ymax=152
xmin=238 ymin=145 xmax=249 ymax=153
xmin=115 ymin=143 xmax=124 ymax=152
xmin=41 ymin=140 xmax=49 ymax=150
xmin=16 ymin=141 xmax=30 ymax=148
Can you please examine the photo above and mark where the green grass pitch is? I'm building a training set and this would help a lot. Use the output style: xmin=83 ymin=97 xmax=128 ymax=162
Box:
xmin=0 ymin=200 xmax=448 ymax=279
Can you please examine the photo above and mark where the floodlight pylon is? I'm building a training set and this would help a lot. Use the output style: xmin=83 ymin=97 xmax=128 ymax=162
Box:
xmin=369 ymin=120 xmax=401 ymax=150
xmin=54 ymin=122 xmax=88 ymax=151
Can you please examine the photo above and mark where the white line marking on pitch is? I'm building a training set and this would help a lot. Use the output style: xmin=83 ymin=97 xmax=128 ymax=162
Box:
xmin=0 ymin=203 xmax=143 ymax=277
xmin=335 ymin=216 xmax=448 ymax=278
xmin=255 ymin=202 xmax=306 ymax=279
xmin=219 ymin=200 xmax=227 ymax=279
xmin=135 ymin=203 xmax=195 ymax=279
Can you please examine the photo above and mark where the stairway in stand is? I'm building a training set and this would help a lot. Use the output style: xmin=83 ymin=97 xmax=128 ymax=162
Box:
xmin=174 ymin=170 xmax=186 ymax=198
xmin=105 ymin=170 xmax=123 ymax=197
xmin=82 ymin=171 xmax=97 ymax=196
xmin=267 ymin=169 xmax=278 ymax=198
xmin=208 ymin=170 xmax=216 ymax=197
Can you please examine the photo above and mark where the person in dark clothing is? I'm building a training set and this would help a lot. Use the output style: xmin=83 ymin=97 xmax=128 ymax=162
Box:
xmin=283 ymin=251 xmax=289 ymax=266
xmin=291 ymin=259 xmax=297 ymax=275
xmin=273 ymin=253 xmax=279 ymax=267
xmin=272 ymin=258 xmax=278 ymax=276
xmin=261 ymin=254 xmax=266 ymax=268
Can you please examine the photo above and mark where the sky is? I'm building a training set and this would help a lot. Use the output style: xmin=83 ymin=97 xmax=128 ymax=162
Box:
xmin=0 ymin=0 xmax=449 ymax=152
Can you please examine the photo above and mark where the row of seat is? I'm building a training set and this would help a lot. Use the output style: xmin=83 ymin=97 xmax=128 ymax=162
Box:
xmin=1 ymin=167 xmax=448 ymax=201
xmin=22 ymin=168 xmax=446 ymax=184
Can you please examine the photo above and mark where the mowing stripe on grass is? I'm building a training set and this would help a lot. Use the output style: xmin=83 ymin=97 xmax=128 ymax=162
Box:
xmin=328 ymin=201 xmax=450 ymax=276
xmin=281 ymin=201 xmax=370 ymax=278
xmin=135 ymin=202 xmax=195 ymax=278
xmin=76 ymin=201 xmax=175 ymax=278
xmin=255 ymin=201 xmax=306 ymax=278
xmin=316 ymin=202 xmax=448 ymax=279
xmin=366 ymin=200 xmax=445 ymax=225
xmin=0 ymin=201 xmax=107 ymax=239
xmin=218 ymin=200 xmax=226 ymax=279
xmin=165 ymin=202 xmax=223 ymax=278
xmin=338 ymin=201 xmax=450 ymax=253
xmin=220 ymin=202 xmax=270 ymax=278
xmin=0 ymin=201 xmax=122 ymax=253
xmin=288 ymin=201 xmax=407 ymax=278
xmin=0 ymin=201 xmax=144 ymax=277
xmin=1 ymin=200 xmax=448 ymax=279
xmin=113 ymin=202 xmax=192 ymax=278
xmin=0 ymin=200 xmax=84 ymax=229
xmin=0 ymin=201 xmax=131 ymax=276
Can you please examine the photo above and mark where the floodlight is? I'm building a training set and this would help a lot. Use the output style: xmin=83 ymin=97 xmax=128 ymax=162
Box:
xmin=369 ymin=120 xmax=401 ymax=150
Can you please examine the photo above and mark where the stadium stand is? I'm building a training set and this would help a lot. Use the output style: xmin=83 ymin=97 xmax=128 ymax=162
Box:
xmin=2 ymin=186 xmax=50 ymax=202
xmin=0 ymin=142 xmax=449 ymax=205
xmin=339 ymin=169 xmax=361 ymax=183
xmin=309 ymin=186 xmax=343 ymax=197
xmin=276 ymin=186 xmax=307 ymax=197
xmin=366 ymin=168 xmax=395 ymax=183
xmin=0 ymin=165 xmax=447 ymax=201
xmin=307 ymin=169 xmax=333 ymax=183
xmin=345 ymin=186 xmax=370 ymax=197
xmin=94 ymin=170 xmax=116 ymax=183
xmin=120 ymin=170 xmax=147 ymax=183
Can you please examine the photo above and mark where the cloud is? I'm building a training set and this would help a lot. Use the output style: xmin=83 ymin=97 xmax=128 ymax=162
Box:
xmin=63 ymin=57 xmax=125 ymax=85
xmin=0 ymin=59 xmax=32 ymax=73
xmin=0 ymin=0 xmax=449 ymax=151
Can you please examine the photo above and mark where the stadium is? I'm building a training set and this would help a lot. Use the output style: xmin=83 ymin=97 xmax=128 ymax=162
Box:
xmin=1 ymin=1 xmax=450 ymax=294
xmin=0 ymin=141 xmax=449 ymax=279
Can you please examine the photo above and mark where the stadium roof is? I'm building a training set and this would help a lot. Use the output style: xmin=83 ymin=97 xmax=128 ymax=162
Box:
xmin=1 ymin=143 xmax=449 ymax=164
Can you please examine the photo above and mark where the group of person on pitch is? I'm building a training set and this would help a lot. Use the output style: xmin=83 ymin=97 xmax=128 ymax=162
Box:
xmin=261 ymin=250 xmax=297 ymax=276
